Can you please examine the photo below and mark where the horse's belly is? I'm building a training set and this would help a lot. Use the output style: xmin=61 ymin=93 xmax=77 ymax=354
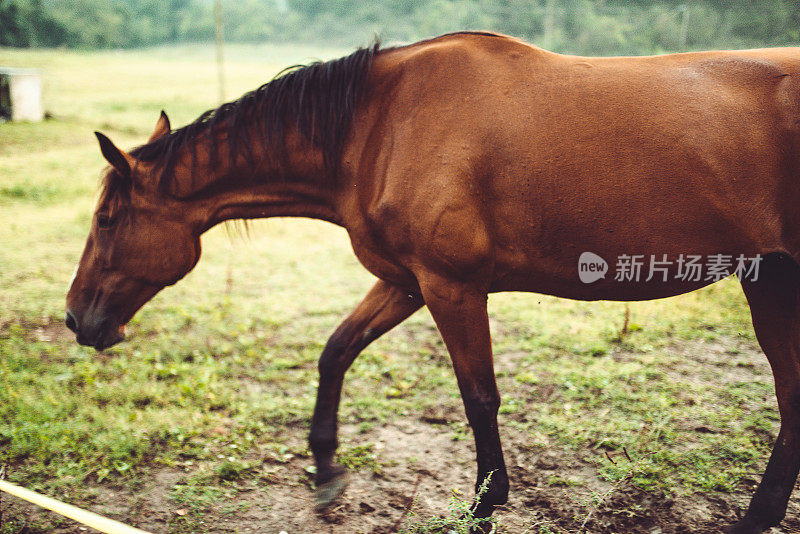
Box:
xmin=488 ymin=209 xmax=774 ymax=301
xmin=491 ymin=265 xmax=718 ymax=301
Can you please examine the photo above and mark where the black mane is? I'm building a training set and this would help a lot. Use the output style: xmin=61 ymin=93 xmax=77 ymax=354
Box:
xmin=128 ymin=42 xmax=381 ymax=192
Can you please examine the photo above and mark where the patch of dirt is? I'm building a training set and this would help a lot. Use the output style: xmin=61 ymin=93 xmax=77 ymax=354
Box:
xmin=3 ymin=339 xmax=800 ymax=533
xmin=0 ymin=315 xmax=74 ymax=344
xmin=4 ymin=423 xmax=800 ymax=533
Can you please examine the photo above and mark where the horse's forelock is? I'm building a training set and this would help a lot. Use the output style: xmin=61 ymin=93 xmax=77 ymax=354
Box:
xmin=98 ymin=167 xmax=131 ymax=212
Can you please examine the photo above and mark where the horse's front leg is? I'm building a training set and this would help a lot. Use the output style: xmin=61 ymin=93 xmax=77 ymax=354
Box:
xmin=728 ymin=255 xmax=800 ymax=533
xmin=309 ymin=279 xmax=422 ymax=511
xmin=419 ymin=274 xmax=509 ymax=521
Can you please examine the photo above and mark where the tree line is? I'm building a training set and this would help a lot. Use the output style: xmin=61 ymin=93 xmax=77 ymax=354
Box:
xmin=1 ymin=0 xmax=799 ymax=55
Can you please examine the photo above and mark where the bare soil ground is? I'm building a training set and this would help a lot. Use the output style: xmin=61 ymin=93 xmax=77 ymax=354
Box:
xmin=3 ymin=338 xmax=800 ymax=534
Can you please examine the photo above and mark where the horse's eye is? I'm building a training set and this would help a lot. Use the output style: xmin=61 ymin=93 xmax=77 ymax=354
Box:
xmin=97 ymin=213 xmax=113 ymax=229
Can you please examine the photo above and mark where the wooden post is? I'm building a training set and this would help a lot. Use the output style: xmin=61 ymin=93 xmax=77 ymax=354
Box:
xmin=544 ymin=0 xmax=556 ymax=51
xmin=679 ymin=4 xmax=689 ymax=51
xmin=215 ymin=0 xmax=225 ymax=103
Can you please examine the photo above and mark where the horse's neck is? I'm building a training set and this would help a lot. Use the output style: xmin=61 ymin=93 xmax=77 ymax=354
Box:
xmin=195 ymin=181 xmax=342 ymax=231
xmin=175 ymin=128 xmax=341 ymax=232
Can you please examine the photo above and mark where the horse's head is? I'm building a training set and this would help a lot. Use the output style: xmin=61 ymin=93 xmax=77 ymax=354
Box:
xmin=66 ymin=112 xmax=202 ymax=350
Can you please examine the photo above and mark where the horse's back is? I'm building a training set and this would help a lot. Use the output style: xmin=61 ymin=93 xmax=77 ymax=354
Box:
xmin=377 ymin=32 xmax=800 ymax=129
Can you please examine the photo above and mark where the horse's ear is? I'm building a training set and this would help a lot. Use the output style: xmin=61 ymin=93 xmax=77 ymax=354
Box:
xmin=95 ymin=131 xmax=132 ymax=179
xmin=148 ymin=110 xmax=171 ymax=142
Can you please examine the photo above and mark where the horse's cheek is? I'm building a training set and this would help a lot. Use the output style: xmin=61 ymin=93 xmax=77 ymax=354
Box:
xmin=160 ymin=228 xmax=201 ymax=284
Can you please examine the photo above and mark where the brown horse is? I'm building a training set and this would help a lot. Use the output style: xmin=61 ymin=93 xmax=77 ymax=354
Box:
xmin=66 ymin=31 xmax=800 ymax=532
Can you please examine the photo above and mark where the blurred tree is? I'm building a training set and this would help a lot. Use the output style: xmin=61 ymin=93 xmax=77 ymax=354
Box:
xmin=410 ymin=0 xmax=499 ymax=40
xmin=0 ymin=0 xmax=797 ymax=54
xmin=0 ymin=0 xmax=27 ymax=46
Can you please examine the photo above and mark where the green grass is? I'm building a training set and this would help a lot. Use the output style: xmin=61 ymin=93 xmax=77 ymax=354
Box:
xmin=403 ymin=474 xmax=498 ymax=533
xmin=0 ymin=43 xmax=781 ymax=532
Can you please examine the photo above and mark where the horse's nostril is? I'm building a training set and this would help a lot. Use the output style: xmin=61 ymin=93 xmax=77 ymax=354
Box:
xmin=65 ymin=311 xmax=78 ymax=334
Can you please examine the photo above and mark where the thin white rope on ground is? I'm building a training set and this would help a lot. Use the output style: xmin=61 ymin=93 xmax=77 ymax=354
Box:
xmin=0 ymin=479 xmax=153 ymax=534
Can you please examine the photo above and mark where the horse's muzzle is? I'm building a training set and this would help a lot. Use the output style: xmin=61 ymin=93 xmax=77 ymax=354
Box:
xmin=65 ymin=309 xmax=125 ymax=351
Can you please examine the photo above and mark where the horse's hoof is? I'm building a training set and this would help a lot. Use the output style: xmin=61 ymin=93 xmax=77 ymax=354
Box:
xmin=723 ymin=517 xmax=766 ymax=534
xmin=313 ymin=471 xmax=349 ymax=513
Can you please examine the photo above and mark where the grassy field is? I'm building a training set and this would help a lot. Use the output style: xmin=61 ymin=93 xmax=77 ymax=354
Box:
xmin=0 ymin=44 xmax=795 ymax=533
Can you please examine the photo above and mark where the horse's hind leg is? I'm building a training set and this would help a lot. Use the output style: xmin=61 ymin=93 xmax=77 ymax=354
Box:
xmin=729 ymin=255 xmax=800 ymax=533
xmin=309 ymin=280 xmax=422 ymax=511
